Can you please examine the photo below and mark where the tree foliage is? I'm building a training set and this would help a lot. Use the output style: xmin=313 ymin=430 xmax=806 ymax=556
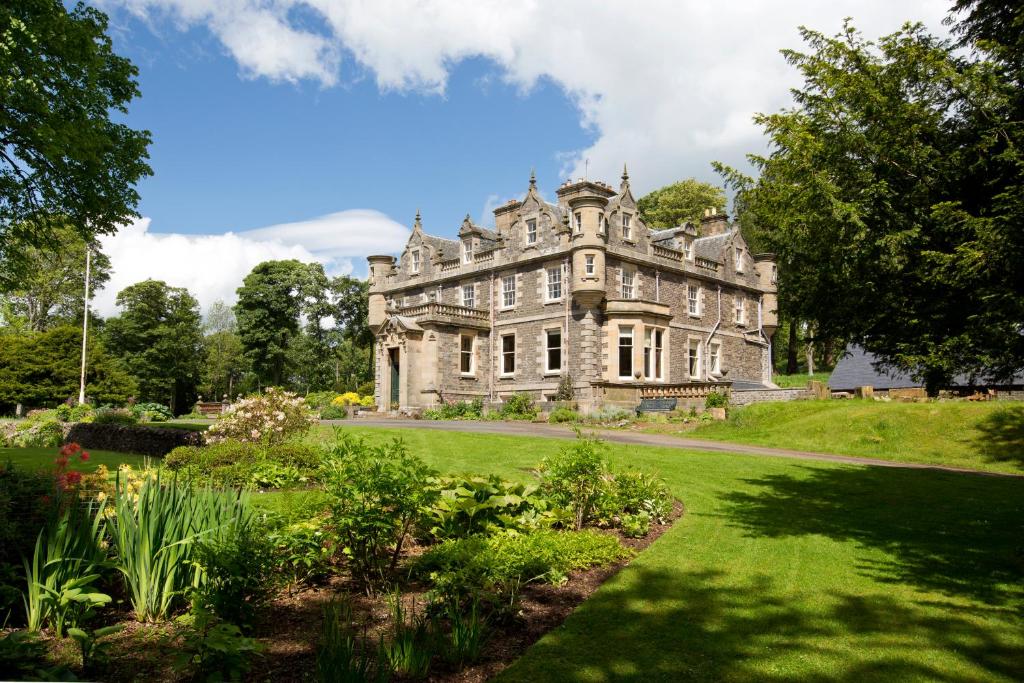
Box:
xmin=0 ymin=325 xmax=136 ymax=412
xmin=0 ymin=1 xmax=151 ymax=286
xmin=637 ymin=179 xmax=727 ymax=230
xmin=103 ymin=279 xmax=205 ymax=412
xmin=717 ymin=13 xmax=1024 ymax=390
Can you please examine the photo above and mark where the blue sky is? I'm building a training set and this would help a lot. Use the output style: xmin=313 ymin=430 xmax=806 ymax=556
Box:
xmin=89 ymin=0 xmax=950 ymax=316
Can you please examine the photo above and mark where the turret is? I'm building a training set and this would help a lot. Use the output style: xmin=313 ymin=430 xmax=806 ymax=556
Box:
xmin=557 ymin=178 xmax=616 ymax=307
xmin=754 ymin=253 xmax=778 ymax=337
xmin=367 ymin=254 xmax=395 ymax=329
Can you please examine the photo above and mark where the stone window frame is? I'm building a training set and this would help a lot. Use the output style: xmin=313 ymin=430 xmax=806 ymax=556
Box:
xmin=461 ymin=282 xmax=476 ymax=309
xmin=500 ymin=273 xmax=517 ymax=310
xmin=621 ymin=212 xmax=633 ymax=241
xmin=462 ymin=239 xmax=474 ymax=264
xmin=643 ymin=326 xmax=667 ymax=382
xmin=617 ymin=325 xmax=635 ymax=380
xmin=734 ymin=295 xmax=746 ymax=326
xmin=708 ymin=339 xmax=723 ymax=376
xmin=526 ymin=218 xmax=537 ymax=245
xmin=684 ymin=239 xmax=694 ymax=261
xmin=410 ymin=248 xmax=421 ymax=274
xmin=687 ymin=335 xmax=703 ymax=380
xmin=545 ymin=264 xmax=563 ymax=303
xmin=460 ymin=332 xmax=476 ymax=377
xmin=734 ymin=246 xmax=745 ymax=273
xmin=544 ymin=326 xmax=564 ymax=375
xmin=585 ymin=254 xmax=596 ymax=276
xmin=687 ymin=283 xmax=702 ymax=317
xmin=500 ymin=332 xmax=517 ymax=377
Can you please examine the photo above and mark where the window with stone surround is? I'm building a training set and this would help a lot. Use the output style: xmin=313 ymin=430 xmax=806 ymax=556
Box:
xmin=735 ymin=296 xmax=746 ymax=325
xmin=585 ymin=254 xmax=596 ymax=276
xmin=688 ymin=339 xmax=701 ymax=379
xmin=687 ymin=284 xmax=701 ymax=316
xmin=411 ymin=249 xmax=421 ymax=273
xmin=622 ymin=213 xmax=632 ymax=240
xmin=462 ymin=239 xmax=473 ymax=264
xmin=735 ymin=246 xmax=745 ymax=272
xmin=644 ymin=328 xmax=665 ymax=381
xmin=618 ymin=326 xmax=634 ymax=379
xmin=460 ymin=334 xmax=475 ymax=375
xmin=526 ymin=219 xmax=537 ymax=244
xmin=462 ymin=283 xmax=475 ymax=309
xmin=574 ymin=211 xmax=582 ymax=233
xmin=621 ymin=269 xmax=635 ymax=299
xmin=709 ymin=341 xmax=722 ymax=375
xmin=684 ymin=239 xmax=693 ymax=261
xmin=545 ymin=329 xmax=562 ymax=373
xmin=546 ymin=266 xmax=562 ymax=301
xmin=501 ymin=334 xmax=516 ymax=375
xmin=501 ymin=274 xmax=516 ymax=308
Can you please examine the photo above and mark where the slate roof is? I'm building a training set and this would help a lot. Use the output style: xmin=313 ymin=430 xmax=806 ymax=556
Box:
xmin=692 ymin=231 xmax=732 ymax=263
xmin=421 ymin=234 xmax=460 ymax=262
xmin=829 ymin=345 xmax=1024 ymax=391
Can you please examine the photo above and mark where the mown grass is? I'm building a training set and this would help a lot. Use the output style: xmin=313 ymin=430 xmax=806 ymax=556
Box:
xmin=0 ymin=446 xmax=150 ymax=473
xmin=771 ymin=371 xmax=831 ymax=388
xmin=683 ymin=399 xmax=1024 ymax=475
xmin=331 ymin=425 xmax=1024 ymax=682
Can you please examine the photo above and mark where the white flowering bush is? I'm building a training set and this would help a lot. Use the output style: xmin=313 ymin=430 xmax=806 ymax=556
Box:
xmin=206 ymin=387 xmax=317 ymax=445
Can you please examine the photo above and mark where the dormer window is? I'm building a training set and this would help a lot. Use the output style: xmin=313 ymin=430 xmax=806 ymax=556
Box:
xmin=462 ymin=239 xmax=473 ymax=264
xmin=622 ymin=213 xmax=632 ymax=240
xmin=735 ymin=247 xmax=744 ymax=272
xmin=526 ymin=219 xmax=537 ymax=244
xmin=574 ymin=212 xmax=582 ymax=233
xmin=684 ymin=239 xmax=693 ymax=261
xmin=411 ymin=249 xmax=421 ymax=273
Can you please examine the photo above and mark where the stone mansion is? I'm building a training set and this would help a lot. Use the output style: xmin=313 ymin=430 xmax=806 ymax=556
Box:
xmin=367 ymin=169 xmax=778 ymax=414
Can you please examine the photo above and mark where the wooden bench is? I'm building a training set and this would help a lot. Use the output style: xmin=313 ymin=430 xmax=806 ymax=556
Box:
xmin=636 ymin=397 xmax=678 ymax=414
xmin=195 ymin=401 xmax=227 ymax=417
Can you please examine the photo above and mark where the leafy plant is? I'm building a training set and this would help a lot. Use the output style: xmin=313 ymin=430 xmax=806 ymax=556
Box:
xmin=554 ymin=374 xmax=575 ymax=401
xmin=620 ymin=512 xmax=652 ymax=538
xmin=548 ymin=407 xmax=580 ymax=424
xmin=111 ymin=472 xmax=251 ymax=622
xmin=439 ymin=598 xmax=487 ymax=667
xmin=269 ymin=520 xmax=334 ymax=591
xmin=91 ymin=407 xmax=138 ymax=425
xmin=422 ymin=399 xmax=483 ymax=421
xmin=317 ymin=597 xmax=386 ymax=683
xmin=539 ymin=433 xmax=612 ymax=530
xmin=380 ymin=594 xmax=434 ymax=679
xmin=0 ymin=630 xmax=73 ymax=681
xmin=165 ymin=441 xmax=321 ymax=488
xmin=193 ymin=518 xmax=279 ymax=630
xmin=130 ymin=402 xmax=173 ymax=422
xmin=705 ymin=391 xmax=729 ymax=410
xmin=175 ymin=605 xmax=263 ymax=682
xmin=323 ymin=435 xmax=437 ymax=589
xmin=499 ymin=393 xmax=537 ymax=421
xmin=68 ymin=623 xmax=124 ymax=675
xmin=206 ymin=387 xmax=317 ymax=445
xmin=613 ymin=471 xmax=673 ymax=524
xmin=423 ymin=474 xmax=555 ymax=540
xmin=55 ymin=402 xmax=96 ymax=423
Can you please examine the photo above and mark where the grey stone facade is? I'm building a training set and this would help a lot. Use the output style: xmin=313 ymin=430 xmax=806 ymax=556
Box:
xmin=367 ymin=170 xmax=779 ymax=414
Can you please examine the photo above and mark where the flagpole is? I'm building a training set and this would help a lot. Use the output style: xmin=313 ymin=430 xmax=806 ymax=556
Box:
xmin=78 ymin=245 xmax=91 ymax=405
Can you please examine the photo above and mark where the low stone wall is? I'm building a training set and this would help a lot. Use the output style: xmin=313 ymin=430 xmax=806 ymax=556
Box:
xmin=65 ymin=423 xmax=205 ymax=458
xmin=731 ymin=388 xmax=811 ymax=406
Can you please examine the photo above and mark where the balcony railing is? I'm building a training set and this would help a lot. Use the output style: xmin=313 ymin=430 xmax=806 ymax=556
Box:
xmin=639 ymin=382 xmax=731 ymax=400
xmin=399 ymin=301 xmax=489 ymax=323
xmin=653 ymin=244 xmax=684 ymax=261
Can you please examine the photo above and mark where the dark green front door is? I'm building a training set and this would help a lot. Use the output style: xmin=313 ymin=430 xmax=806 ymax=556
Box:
xmin=389 ymin=348 xmax=400 ymax=406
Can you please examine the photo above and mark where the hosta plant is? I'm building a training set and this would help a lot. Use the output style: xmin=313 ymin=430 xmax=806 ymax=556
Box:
xmin=206 ymin=387 xmax=317 ymax=445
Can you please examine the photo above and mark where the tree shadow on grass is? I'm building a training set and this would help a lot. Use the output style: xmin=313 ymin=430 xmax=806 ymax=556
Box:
xmin=502 ymin=567 xmax=1023 ymax=682
xmin=720 ymin=465 xmax=1024 ymax=606
xmin=972 ymin=403 xmax=1024 ymax=469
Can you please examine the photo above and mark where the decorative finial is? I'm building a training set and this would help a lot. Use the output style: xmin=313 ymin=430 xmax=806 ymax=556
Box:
xmin=413 ymin=208 xmax=422 ymax=230
xmin=529 ymin=168 xmax=537 ymax=188
xmin=622 ymin=163 xmax=629 ymax=183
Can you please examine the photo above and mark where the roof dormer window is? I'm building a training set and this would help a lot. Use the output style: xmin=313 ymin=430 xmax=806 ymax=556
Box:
xmin=735 ymin=247 xmax=744 ymax=273
xmin=622 ymin=213 xmax=632 ymax=240
xmin=526 ymin=219 xmax=537 ymax=244
xmin=684 ymin=239 xmax=693 ymax=261
xmin=411 ymin=249 xmax=421 ymax=273
xmin=462 ymin=239 xmax=473 ymax=264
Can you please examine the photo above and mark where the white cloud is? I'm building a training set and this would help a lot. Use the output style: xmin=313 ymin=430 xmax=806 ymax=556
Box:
xmin=94 ymin=209 xmax=408 ymax=317
xmin=100 ymin=0 xmax=952 ymax=192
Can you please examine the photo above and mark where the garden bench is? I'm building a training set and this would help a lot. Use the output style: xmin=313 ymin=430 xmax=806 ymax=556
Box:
xmin=636 ymin=397 xmax=678 ymax=414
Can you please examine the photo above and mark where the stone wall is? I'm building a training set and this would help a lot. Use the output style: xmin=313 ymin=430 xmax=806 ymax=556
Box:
xmin=731 ymin=387 xmax=811 ymax=406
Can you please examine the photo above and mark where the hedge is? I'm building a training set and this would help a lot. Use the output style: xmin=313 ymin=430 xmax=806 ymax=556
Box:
xmin=64 ymin=423 xmax=204 ymax=457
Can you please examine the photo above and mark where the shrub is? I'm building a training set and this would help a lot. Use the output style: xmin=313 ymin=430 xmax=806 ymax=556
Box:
xmin=620 ymin=512 xmax=652 ymax=538
xmin=499 ymin=393 xmax=537 ymax=421
xmin=304 ymin=391 xmax=337 ymax=410
xmin=174 ymin=605 xmax=263 ymax=682
xmin=554 ymin=374 xmax=575 ymax=401
xmin=323 ymin=435 xmax=437 ymax=588
xmin=65 ymin=422 xmax=204 ymax=457
xmin=422 ymin=474 xmax=558 ymax=540
xmin=319 ymin=404 xmax=348 ymax=420
xmin=413 ymin=529 xmax=631 ymax=601
xmin=55 ymin=402 xmax=96 ymax=423
xmin=359 ymin=395 xmax=375 ymax=407
xmin=111 ymin=473 xmax=252 ymax=622
xmin=548 ymin=407 xmax=580 ymax=424
xmin=206 ymin=387 xmax=317 ymax=445
xmin=165 ymin=441 xmax=322 ymax=488
xmin=584 ymin=407 xmax=634 ymax=424
xmin=356 ymin=381 xmax=375 ymax=398
xmin=5 ymin=417 xmax=65 ymax=448
xmin=332 ymin=392 xmax=362 ymax=407
xmin=193 ymin=518 xmax=279 ymax=630
xmin=613 ymin=471 xmax=673 ymax=524
xmin=422 ymin=399 xmax=483 ymax=421
xmin=269 ymin=518 xmax=335 ymax=591
xmin=539 ymin=435 xmax=611 ymax=530
xmin=92 ymin=407 xmax=138 ymax=425
xmin=130 ymin=402 xmax=173 ymax=423
xmin=705 ymin=391 xmax=729 ymax=409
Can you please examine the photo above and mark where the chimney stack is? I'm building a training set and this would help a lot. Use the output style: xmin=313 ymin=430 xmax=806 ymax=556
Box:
xmin=700 ymin=206 xmax=729 ymax=236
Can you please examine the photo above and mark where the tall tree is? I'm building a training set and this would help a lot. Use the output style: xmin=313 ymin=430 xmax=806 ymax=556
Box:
xmin=0 ymin=325 xmax=136 ymax=412
xmin=0 ymin=1 xmax=151 ymax=288
xmin=717 ymin=18 xmax=1024 ymax=392
xmin=0 ymin=221 xmax=110 ymax=330
xmin=637 ymin=179 xmax=727 ymax=230
xmin=234 ymin=260 xmax=329 ymax=387
xmin=104 ymin=279 xmax=205 ymax=412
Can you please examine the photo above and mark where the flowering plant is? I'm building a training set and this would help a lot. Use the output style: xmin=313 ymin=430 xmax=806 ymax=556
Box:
xmin=206 ymin=387 xmax=317 ymax=445
xmin=331 ymin=392 xmax=361 ymax=407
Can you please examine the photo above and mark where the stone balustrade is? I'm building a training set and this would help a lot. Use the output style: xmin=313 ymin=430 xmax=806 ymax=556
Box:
xmin=639 ymin=381 xmax=731 ymax=400
xmin=653 ymin=244 xmax=684 ymax=261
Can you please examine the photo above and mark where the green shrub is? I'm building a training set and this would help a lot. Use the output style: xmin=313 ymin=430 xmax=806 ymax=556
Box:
xmin=613 ymin=471 xmax=673 ymax=523
xmin=165 ymin=441 xmax=322 ymax=488
xmin=413 ymin=529 xmax=631 ymax=601
xmin=316 ymin=598 xmax=380 ymax=683
xmin=539 ymin=435 xmax=611 ymax=530
xmin=193 ymin=518 xmax=279 ymax=630
xmin=584 ymin=407 xmax=634 ymax=423
xmin=206 ymin=387 xmax=317 ymax=445
xmin=548 ymin=407 xmax=580 ymax=424
xmin=356 ymin=381 xmax=375 ymax=397
xmin=174 ymin=605 xmax=263 ymax=681
xmin=323 ymin=435 xmax=437 ymax=588
xmin=130 ymin=402 xmax=173 ymax=422
xmin=6 ymin=417 xmax=64 ymax=448
xmin=269 ymin=518 xmax=335 ymax=591
xmin=422 ymin=474 xmax=559 ymax=540
xmin=620 ymin=512 xmax=651 ymax=538
xmin=422 ymin=399 xmax=483 ymax=421
xmin=705 ymin=391 xmax=729 ymax=409
xmin=379 ymin=594 xmax=434 ymax=679
xmin=55 ymin=402 xmax=95 ymax=423
xmin=319 ymin=404 xmax=348 ymax=420
xmin=92 ymin=407 xmax=138 ymax=425
xmin=304 ymin=391 xmax=337 ymax=410
xmin=499 ymin=393 xmax=537 ymax=421
xmin=554 ymin=374 xmax=575 ymax=401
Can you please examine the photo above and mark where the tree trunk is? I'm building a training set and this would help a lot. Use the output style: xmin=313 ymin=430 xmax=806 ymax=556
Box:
xmin=786 ymin=318 xmax=798 ymax=374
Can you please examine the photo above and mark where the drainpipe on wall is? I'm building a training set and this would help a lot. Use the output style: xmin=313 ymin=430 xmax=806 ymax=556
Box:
xmin=564 ymin=257 xmax=571 ymax=385
xmin=757 ymin=295 xmax=771 ymax=384
xmin=489 ymin=271 xmax=495 ymax=403
xmin=704 ymin=285 xmax=722 ymax=381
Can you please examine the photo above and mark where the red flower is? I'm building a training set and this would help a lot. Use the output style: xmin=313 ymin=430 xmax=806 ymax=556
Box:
xmin=80 ymin=451 xmax=90 ymax=462
xmin=55 ymin=456 xmax=69 ymax=468
xmin=59 ymin=443 xmax=81 ymax=457
xmin=65 ymin=471 xmax=83 ymax=486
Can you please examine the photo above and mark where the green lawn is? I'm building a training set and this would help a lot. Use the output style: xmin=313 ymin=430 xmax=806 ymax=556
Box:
xmin=335 ymin=425 xmax=1024 ymax=682
xmin=0 ymin=446 xmax=150 ymax=472
xmin=683 ymin=399 xmax=1024 ymax=475
xmin=771 ymin=371 xmax=831 ymax=388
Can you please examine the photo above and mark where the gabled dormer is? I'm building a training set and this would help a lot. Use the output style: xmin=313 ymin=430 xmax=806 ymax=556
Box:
xmin=604 ymin=165 xmax=651 ymax=251
xmin=498 ymin=170 xmax=566 ymax=250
